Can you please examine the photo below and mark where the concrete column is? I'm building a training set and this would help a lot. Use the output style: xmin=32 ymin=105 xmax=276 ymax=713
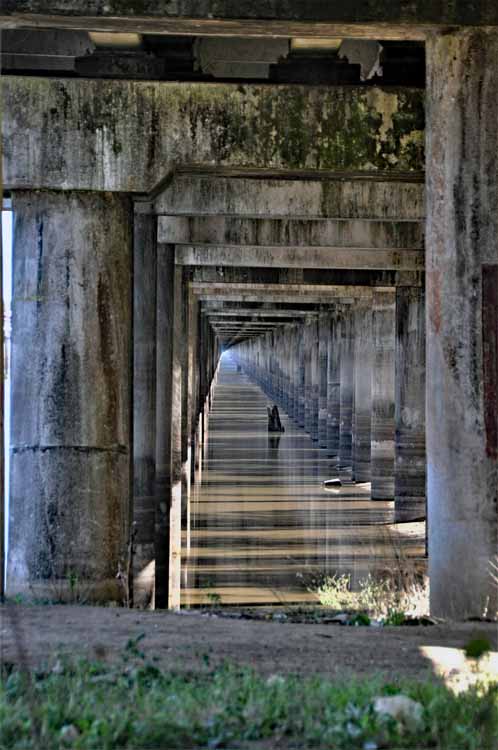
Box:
xmin=181 ymin=276 xmax=192 ymax=526
xmin=8 ymin=191 xmax=132 ymax=600
xmin=304 ymin=320 xmax=313 ymax=435
xmin=154 ymin=244 xmax=174 ymax=609
xmin=371 ymin=290 xmax=396 ymax=500
xmin=169 ymin=264 xmax=184 ymax=609
xmin=426 ymin=30 xmax=498 ymax=618
xmin=327 ymin=308 xmax=341 ymax=460
xmin=318 ymin=313 xmax=329 ymax=448
xmin=353 ymin=300 xmax=372 ymax=483
xmin=311 ymin=318 xmax=320 ymax=442
xmin=339 ymin=306 xmax=355 ymax=478
xmin=298 ymin=326 xmax=306 ymax=428
xmin=133 ymin=213 xmax=157 ymax=608
xmin=395 ymin=286 xmax=426 ymax=522
xmin=292 ymin=324 xmax=300 ymax=422
xmin=0 ymin=194 xmax=4 ymax=601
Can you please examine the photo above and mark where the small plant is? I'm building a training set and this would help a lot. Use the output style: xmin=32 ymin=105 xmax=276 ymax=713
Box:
xmin=314 ymin=573 xmax=355 ymax=610
xmin=349 ymin=612 xmax=371 ymax=627
xmin=383 ymin=610 xmax=406 ymax=626
xmin=465 ymin=637 xmax=492 ymax=660
xmin=206 ymin=591 xmax=222 ymax=607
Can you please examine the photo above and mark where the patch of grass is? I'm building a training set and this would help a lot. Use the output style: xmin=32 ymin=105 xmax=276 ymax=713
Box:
xmin=307 ymin=571 xmax=429 ymax=621
xmin=1 ymin=648 xmax=496 ymax=749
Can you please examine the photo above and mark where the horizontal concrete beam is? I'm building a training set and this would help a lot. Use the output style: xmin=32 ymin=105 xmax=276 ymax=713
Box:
xmin=210 ymin=318 xmax=292 ymax=325
xmin=176 ymin=244 xmax=424 ymax=271
xmin=203 ymin=310 xmax=312 ymax=318
xmin=153 ymin=173 xmax=425 ymax=220
xmin=2 ymin=77 xmax=424 ymax=192
xmin=191 ymin=283 xmax=385 ymax=304
xmin=159 ymin=215 xmax=423 ymax=247
xmin=191 ymin=265 xmax=419 ymax=287
xmin=5 ymin=2 xmax=498 ymax=34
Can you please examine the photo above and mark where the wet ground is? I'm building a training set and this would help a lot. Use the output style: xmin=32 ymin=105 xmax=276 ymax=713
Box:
xmin=182 ymin=354 xmax=425 ymax=607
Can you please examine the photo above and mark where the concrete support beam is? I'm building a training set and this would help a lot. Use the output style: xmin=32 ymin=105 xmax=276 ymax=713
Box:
xmin=8 ymin=2 xmax=498 ymax=37
xmin=371 ymin=290 xmax=396 ymax=500
xmin=192 ymin=283 xmax=379 ymax=304
xmin=297 ymin=327 xmax=306 ymax=428
xmin=161 ymin=215 xmax=423 ymax=247
xmin=154 ymin=244 xmax=174 ymax=609
xmin=339 ymin=306 xmax=355 ymax=478
xmin=395 ymin=286 xmax=426 ymax=522
xmin=426 ymin=30 xmax=498 ymax=619
xmin=155 ymin=174 xmax=424 ymax=220
xmin=318 ymin=313 xmax=329 ymax=448
xmin=352 ymin=300 xmax=373 ymax=482
xmin=169 ymin=265 xmax=184 ymax=609
xmin=327 ymin=308 xmax=341 ymax=459
xmin=176 ymin=244 xmax=423 ymax=271
xmin=133 ymin=213 xmax=157 ymax=608
xmin=2 ymin=78 xmax=424 ymax=193
xmin=8 ymin=191 xmax=132 ymax=600
xmin=310 ymin=319 xmax=320 ymax=442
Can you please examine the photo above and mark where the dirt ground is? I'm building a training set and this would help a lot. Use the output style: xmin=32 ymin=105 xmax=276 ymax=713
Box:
xmin=1 ymin=604 xmax=497 ymax=688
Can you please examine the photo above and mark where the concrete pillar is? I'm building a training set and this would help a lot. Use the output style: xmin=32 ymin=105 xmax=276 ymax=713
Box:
xmin=353 ymin=300 xmax=372 ymax=483
xmin=304 ymin=320 xmax=313 ymax=435
xmin=169 ymin=264 xmax=184 ymax=609
xmin=298 ymin=326 xmax=306 ymax=428
xmin=310 ymin=318 xmax=320 ymax=442
xmin=327 ymin=308 xmax=341 ymax=459
xmin=339 ymin=306 xmax=355 ymax=478
xmin=181 ymin=277 xmax=192 ymax=529
xmin=318 ymin=313 xmax=329 ymax=448
xmin=426 ymin=30 xmax=498 ymax=618
xmin=371 ymin=290 xmax=396 ymax=500
xmin=395 ymin=286 xmax=426 ymax=521
xmin=8 ymin=191 xmax=132 ymax=600
xmin=154 ymin=244 xmax=174 ymax=609
xmin=133 ymin=213 xmax=157 ymax=607
xmin=0 ymin=195 xmax=4 ymax=601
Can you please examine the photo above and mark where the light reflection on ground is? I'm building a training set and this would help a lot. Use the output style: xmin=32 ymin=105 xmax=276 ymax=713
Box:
xmin=182 ymin=354 xmax=425 ymax=607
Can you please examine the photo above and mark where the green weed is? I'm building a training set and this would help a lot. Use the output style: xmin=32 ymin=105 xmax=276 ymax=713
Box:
xmin=0 ymin=648 xmax=496 ymax=749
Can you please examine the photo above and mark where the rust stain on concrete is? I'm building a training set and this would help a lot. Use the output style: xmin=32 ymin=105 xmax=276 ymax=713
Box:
xmin=427 ymin=268 xmax=441 ymax=334
xmin=482 ymin=264 xmax=498 ymax=460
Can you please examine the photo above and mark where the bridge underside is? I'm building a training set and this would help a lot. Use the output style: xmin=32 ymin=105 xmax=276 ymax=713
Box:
xmin=2 ymin=9 xmax=497 ymax=620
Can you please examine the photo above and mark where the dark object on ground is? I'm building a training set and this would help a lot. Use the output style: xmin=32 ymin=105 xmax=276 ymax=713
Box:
xmin=268 ymin=405 xmax=285 ymax=432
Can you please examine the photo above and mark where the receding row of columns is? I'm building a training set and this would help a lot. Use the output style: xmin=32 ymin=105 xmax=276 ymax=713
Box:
xmin=7 ymin=195 xmax=220 ymax=609
xmin=232 ymin=288 xmax=426 ymax=522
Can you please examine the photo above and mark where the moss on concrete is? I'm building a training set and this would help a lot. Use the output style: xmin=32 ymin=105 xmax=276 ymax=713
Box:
xmin=2 ymin=78 xmax=425 ymax=192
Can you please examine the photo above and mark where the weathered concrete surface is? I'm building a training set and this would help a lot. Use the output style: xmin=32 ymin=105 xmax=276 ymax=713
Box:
xmin=5 ymin=1 xmax=498 ymax=34
xmin=2 ymin=78 xmax=424 ymax=192
xmin=133 ymin=213 xmax=157 ymax=608
xmin=426 ymin=29 xmax=498 ymax=619
xmin=160 ymin=216 xmax=423 ymax=247
xmin=339 ymin=306 xmax=354 ymax=478
xmin=310 ymin=319 xmax=320 ymax=442
xmin=318 ymin=313 xmax=329 ymax=448
xmin=395 ymin=287 xmax=425 ymax=522
xmin=327 ymin=308 xmax=341 ymax=458
xmin=371 ymin=290 xmax=396 ymax=500
xmin=8 ymin=191 xmax=132 ymax=600
xmin=154 ymin=175 xmax=425 ymax=220
xmin=154 ymin=245 xmax=175 ymax=609
xmin=169 ymin=265 xmax=184 ymax=609
xmin=176 ymin=245 xmax=423 ymax=271
xmin=353 ymin=300 xmax=372 ymax=483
